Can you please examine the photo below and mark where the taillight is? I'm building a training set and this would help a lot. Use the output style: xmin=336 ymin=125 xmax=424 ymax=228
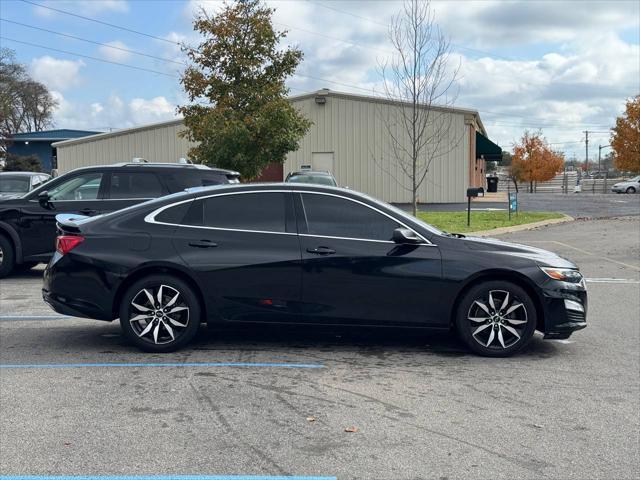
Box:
xmin=56 ymin=235 xmax=85 ymax=255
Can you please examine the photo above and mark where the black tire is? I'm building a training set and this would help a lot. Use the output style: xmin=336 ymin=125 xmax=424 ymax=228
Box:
xmin=626 ymin=187 xmax=636 ymax=194
xmin=455 ymin=281 xmax=537 ymax=357
xmin=119 ymin=274 xmax=201 ymax=353
xmin=0 ymin=235 xmax=16 ymax=279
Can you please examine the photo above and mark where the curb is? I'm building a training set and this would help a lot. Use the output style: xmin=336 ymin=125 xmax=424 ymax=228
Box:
xmin=466 ymin=214 xmax=575 ymax=237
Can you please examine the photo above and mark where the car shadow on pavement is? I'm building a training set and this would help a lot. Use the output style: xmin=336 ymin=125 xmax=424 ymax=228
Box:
xmin=5 ymin=320 xmax=560 ymax=361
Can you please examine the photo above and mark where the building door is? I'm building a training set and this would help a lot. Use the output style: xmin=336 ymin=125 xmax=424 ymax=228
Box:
xmin=311 ymin=152 xmax=334 ymax=173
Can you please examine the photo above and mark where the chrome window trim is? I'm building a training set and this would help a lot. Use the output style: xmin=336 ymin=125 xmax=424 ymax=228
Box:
xmin=144 ymin=189 xmax=433 ymax=245
xmin=29 ymin=197 xmax=154 ymax=203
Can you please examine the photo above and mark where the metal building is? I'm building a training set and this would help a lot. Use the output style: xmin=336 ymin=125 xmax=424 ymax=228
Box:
xmin=53 ymin=89 xmax=501 ymax=203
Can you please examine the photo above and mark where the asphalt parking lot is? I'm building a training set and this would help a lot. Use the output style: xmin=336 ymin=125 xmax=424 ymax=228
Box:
xmin=1 ymin=217 xmax=639 ymax=479
xmin=413 ymin=192 xmax=640 ymax=218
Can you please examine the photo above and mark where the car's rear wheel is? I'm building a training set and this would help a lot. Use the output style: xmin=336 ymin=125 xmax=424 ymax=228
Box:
xmin=119 ymin=275 xmax=201 ymax=352
xmin=455 ymin=281 xmax=537 ymax=357
xmin=0 ymin=235 xmax=16 ymax=279
xmin=626 ymin=187 xmax=636 ymax=194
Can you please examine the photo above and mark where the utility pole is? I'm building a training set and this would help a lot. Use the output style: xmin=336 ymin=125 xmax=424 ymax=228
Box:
xmin=583 ymin=130 xmax=589 ymax=172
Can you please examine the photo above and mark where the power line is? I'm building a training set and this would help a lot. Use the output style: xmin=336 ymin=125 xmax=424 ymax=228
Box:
xmin=0 ymin=36 xmax=180 ymax=78
xmin=306 ymin=0 xmax=515 ymax=61
xmin=0 ymin=18 xmax=186 ymax=66
xmin=19 ymin=0 xmax=180 ymax=46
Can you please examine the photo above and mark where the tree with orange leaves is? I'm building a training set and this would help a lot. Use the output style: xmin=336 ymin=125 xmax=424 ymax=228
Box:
xmin=510 ymin=131 xmax=564 ymax=193
xmin=611 ymin=96 xmax=640 ymax=173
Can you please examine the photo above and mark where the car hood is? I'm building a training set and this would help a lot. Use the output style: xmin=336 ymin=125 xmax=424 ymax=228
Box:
xmin=460 ymin=235 xmax=577 ymax=269
xmin=0 ymin=192 xmax=25 ymax=200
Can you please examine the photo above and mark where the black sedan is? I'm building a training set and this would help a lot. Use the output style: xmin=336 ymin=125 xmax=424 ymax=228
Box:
xmin=43 ymin=183 xmax=587 ymax=356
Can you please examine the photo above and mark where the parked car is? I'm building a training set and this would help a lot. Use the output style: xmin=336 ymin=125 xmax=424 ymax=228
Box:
xmin=0 ymin=172 xmax=51 ymax=200
xmin=285 ymin=170 xmax=337 ymax=186
xmin=611 ymin=176 xmax=640 ymax=194
xmin=0 ymin=162 xmax=239 ymax=278
xmin=43 ymin=183 xmax=587 ymax=357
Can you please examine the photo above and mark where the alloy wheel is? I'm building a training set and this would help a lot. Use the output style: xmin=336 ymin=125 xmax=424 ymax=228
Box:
xmin=467 ymin=289 xmax=528 ymax=350
xmin=128 ymin=285 xmax=190 ymax=345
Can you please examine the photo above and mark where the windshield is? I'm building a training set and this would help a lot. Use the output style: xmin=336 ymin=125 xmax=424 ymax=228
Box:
xmin=0 ymin=176 xmax=31 ymax=194
xmin=631 ymin=176 xmax=640 ymax=182
xmin=287 ymin=174 xmax=337 ymax=186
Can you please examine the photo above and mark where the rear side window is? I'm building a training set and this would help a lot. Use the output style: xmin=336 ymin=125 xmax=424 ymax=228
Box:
xmin=184 ymin=192 xmax=287 ymax=233
xmin=301 ymin=193 xmax=400 ymax=241
xmin=109 ymin=172 xmax=163 ymax=199
xmin=155 ymin=201 xmax=192 ymax=224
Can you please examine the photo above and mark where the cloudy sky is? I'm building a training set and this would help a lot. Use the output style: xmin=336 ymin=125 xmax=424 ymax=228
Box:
xmin=1 ymin=0 xmax=638 ymax=159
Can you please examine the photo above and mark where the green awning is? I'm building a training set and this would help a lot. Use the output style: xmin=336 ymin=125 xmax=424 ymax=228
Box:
xmin=476 ymin=132 xmax=502 ymax=161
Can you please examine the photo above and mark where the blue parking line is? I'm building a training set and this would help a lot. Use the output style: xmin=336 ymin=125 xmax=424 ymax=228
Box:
xmin=0 ymin=362 xmax=324 ymax=370
xmin=0 ymin=315 xmax=70 ymax=321
xmin=0 ymin=476 xmax=336 ymax=480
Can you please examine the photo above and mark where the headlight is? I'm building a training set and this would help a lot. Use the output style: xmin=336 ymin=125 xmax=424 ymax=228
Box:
xmin=540 ymin=267 xmax=583 ymax=283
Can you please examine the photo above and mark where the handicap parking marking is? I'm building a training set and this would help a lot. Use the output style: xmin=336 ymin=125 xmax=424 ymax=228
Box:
xmin=0 ymin=362 xmax=324 ymax=370
xmin=0 ymin=476 xmax=336 ymax=480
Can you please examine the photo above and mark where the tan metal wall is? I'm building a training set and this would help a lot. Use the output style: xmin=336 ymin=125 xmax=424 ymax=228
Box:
xmin=57 ymin=94 xmax=473 ymax=203
xmin=285 ymin=95 xmax=470 ymax=203
xmin=55 ymin=121 xmax=197 ymax=173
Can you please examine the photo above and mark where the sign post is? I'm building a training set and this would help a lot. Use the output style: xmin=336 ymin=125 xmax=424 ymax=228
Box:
xmin=508 ymin=192 xmax=518 ymax=220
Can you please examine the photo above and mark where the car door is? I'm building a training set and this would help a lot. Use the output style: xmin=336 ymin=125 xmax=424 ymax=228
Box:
xmin=168 ymin=190 xmax=302 ymax=322
xmin=102 ymin=170 xmax=167 ymax=213
xmin=296 ymin=191 xmax=443 ymax=326
xmin=19 ymin=171 xmax=107 ymax=258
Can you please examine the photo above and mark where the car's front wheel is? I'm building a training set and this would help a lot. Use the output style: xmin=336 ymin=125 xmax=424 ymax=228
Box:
xmin=119 ymin=275 xmax=201 ymax=352
xmin=455 ymin=281 xmax=537 ymax=357
xmin=626 ymin=186 xmax=636 ymax=194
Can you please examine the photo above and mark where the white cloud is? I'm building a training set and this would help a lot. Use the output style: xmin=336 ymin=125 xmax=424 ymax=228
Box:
xmin=30 ymin=56 xmax=85 ymax=91
xmin=51 ymin=93 xmax=178 ymax=131
xmin=34 ymin=0 xmax=129 ymax=17
xmin=98 ymin=41 xmax=132 ymax=62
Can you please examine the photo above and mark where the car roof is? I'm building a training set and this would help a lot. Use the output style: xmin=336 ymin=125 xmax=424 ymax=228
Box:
xmin=60 ymin=163 xmax=239 ymax=176
xmin=288 ymin=170 xmax=333 ymax=176
xmin=0 ymin=171 xmax=48 ymax=177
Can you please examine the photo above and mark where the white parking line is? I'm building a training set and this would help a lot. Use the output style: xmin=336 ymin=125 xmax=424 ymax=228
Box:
xmin=585 ymin=278 xmax=640 ymax=284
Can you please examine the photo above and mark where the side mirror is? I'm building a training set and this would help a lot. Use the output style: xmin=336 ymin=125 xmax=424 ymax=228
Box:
xmin=392 ymin=227 xmax=424 ymax=244
xmin=38 ymin=190 xmax=52 ymax=209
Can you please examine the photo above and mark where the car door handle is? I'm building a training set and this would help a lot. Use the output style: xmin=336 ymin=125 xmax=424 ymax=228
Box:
xmin=78 ymin=208 xmax=97 ymax=215
xmin=306 ymin=246 xmax=336 ymax=255
xmin=188 ymin=240 xmax=218 ymax=248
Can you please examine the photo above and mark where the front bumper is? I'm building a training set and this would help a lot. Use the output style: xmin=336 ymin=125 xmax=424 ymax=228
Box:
xmin=611 ymin=187 xmax=625 ymax=193
xmin=540 ymin=280 xmax=587 ymax=339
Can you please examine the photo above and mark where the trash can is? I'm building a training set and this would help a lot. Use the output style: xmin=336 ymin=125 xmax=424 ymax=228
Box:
xmin=486 ymin=176 xmax=499 ymax=193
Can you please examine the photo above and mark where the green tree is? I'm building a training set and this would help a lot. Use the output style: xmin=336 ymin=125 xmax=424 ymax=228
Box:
xmin=3 ymin=153 xmax=42 ymax=172
xmin=178 ymin=0 xmax=311 ymax=179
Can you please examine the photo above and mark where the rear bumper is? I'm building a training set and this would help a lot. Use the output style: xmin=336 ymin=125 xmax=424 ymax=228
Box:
xmin=42 ymin=288 xmax=111 ymax=320
xmin=43 ymin=253 xmax=117 ymax=321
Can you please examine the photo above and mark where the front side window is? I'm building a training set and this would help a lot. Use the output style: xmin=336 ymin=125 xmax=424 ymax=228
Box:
xmin=48 ymin=172 xmax=103 ymax=201
xmin=109 ymin=172 xmax=163 ymax=199
xmin=184 ymin=192 xmax=287 ymax=233
xmin=301 ymin=193 xmax=400 ymax=241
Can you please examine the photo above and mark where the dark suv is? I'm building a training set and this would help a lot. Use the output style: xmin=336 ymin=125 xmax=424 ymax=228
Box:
xmin=0 ymin=162 xmax=239 ymax=277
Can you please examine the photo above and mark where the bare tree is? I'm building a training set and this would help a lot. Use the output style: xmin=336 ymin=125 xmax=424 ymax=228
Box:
xmin=1 ymin=48 xmax=57 ymax=154
xmin=377 ymin=0 xmax=460 ymax=215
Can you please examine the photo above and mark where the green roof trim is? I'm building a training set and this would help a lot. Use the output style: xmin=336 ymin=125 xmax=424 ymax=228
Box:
xmin=476 ymin=132 xmax=502 ymax=161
